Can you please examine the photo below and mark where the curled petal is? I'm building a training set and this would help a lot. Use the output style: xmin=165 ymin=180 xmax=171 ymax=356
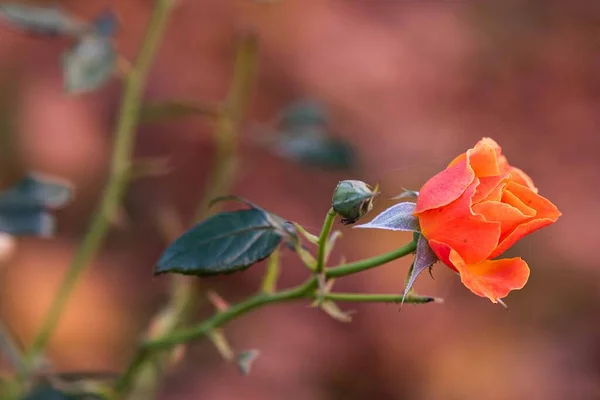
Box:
xmin=472 ymin=174 xmax=510 ymax=204
xmin=490 ymin=182 xmax=561 ymax=258
xmin=505 ymin=181 xmax=558 ymax=219
xmin=501 ymin=190 xmax=537 ymax=217
xmin=418 ymin=180 xmax=500 ymax=264
xmin=466 ymin=140 xmax=500 ymax=177
xmin=473 ymin=201 xmax=533 ymax=240
xmin=414 ymin=160 xmax=475 ymax=214
xmin=509 ymin=166 xmax=537 ymax=192
xmin=479 ymin=137 xmax=501 ymax=149
xmin=448 ymin=249 xmax=530 ymax=303
xmin=449 ymin=138 xmax=502 ymax=177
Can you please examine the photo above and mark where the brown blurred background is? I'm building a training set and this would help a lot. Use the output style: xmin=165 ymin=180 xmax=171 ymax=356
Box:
xmin=1 ymin=0 xmax=600 ymax=399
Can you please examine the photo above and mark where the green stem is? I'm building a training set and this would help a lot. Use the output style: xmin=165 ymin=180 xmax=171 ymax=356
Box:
xmin=148 ymin=279 xmax=317 ymax=351
xmin=326 ymin=240 xmax=416 ymax=278
xmin=322 ymin=292 xmax=436 ymax=304
xmin=130 ymin=241 xmax=419 ymax=354
xmin=315 ymin=208 xmax=337 ymax=274
xmin=115 ymin=278 xmax=317 ymax=392
xmin=25 ymin=0 xmax=174 ymax=370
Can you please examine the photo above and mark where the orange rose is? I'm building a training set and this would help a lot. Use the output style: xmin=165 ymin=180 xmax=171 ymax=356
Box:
xmin=414 ymin=138 xmax=561 ymax=303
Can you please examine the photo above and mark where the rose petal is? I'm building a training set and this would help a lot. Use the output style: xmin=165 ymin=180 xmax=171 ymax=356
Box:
xmin=472 ymin=174 xmax=510 ymax=204
xmin=448 ymin=153 xmax=466 ymax=167
xmin=448 ymin=139 xmax=501 ymax=178
xmin=418 ymin=180 xmax=501 ymax=263
xmin=506 ymin=181 xmax=559 ymax=219
xmin=501 ymin=190 xmax=537 ymax=217
xmin=509 ymin=166 xmax=537 ymax=192
xmin=414 ymin=159 xmax=475 ymax=214
xmin=449 ymin=249 xmax=530 ymax=303
xmin=428 ymin=239 xmax=454 ymax=271
xmin=472 ymin=201 xmax=532 ymax=240
xmin=479 ymin=137 xmax=502 ymax=150
xmin=489 ymin=182 xmax=561 ymax=258
xmin=481 ymin=138 xmax=537 ymax=190
xmin=466 ymin=141 xmax=501 ymax=177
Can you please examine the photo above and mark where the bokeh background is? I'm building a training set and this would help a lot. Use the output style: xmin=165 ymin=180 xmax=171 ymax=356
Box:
xmin=1 ymin=0 xmax=600 ymax=399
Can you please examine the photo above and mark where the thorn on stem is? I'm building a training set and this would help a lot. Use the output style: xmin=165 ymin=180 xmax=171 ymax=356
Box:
xmin=207 ymin=290 xmax=230 ymax=312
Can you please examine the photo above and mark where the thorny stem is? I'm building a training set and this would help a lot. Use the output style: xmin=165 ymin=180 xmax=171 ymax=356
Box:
xmin=115 ymin=238 xmax=423 ymax=382
xmin=24 ymin=0 xmax=175 ymax=371
xmin=10 ymin=2 xmax=434 ymax=396
xmin=117 ymin=30 xmax=260 ymax=399
xmin=115 ymin=279 xmax=318 ymax=388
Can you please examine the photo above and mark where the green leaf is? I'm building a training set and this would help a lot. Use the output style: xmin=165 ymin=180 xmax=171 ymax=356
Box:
xmin=22 ymin=385 xmax=74 ymax=400
xmin=0 ymin=4 xmax=87 ymax=37
xmin=63 ymin=34 xmax=116 ymax=94
xmin=273 ymin=128 xmax=355 ymax=169
xmin=21 ymin=384 xmax=102 ymax=400
xmin=91 ymin=9 xmax=117 ymax=37
xmin=268 ymin=100 xmax=356 ymax=169
xmin=155 ymin=208 xmax=288 ymax=276
xmin=0 ymin=174 xmax=73 ymax=237
xmin=20 ymin=384 xmax=103 ymax=400
xmin=208 ymin=195 xmax=298 ymax=243
xmin=208 ymin=195 xmax=262 ymax=211
xmin=278 ymin=100 xmax=327 ymax=129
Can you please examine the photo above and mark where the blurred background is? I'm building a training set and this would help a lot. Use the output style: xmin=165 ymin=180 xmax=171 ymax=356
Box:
xmin=1 ymin=0 xmax=599 ymax=399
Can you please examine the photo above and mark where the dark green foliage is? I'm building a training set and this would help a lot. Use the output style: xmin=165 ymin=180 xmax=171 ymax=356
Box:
xmin=155 ymin=208 xmax=293 ymax=276
xmin=0 ymin=174 xmax=72 ymax=237
xmin=270 ymin=101 xmax=356 ymax=170
xmin=0 ymin=4 xmax=85 ymax=37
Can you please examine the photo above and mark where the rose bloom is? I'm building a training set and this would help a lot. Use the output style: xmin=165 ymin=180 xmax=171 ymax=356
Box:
xmin=414 ymin=138 xmax=561 ymax=303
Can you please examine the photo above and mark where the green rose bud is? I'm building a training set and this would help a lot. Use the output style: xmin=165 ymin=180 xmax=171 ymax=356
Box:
xmin=332 ymin=180 xmax=379 ymax=225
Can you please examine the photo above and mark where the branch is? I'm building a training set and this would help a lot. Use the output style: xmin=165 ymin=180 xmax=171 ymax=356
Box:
xmin=135 ymin=279 xmax=317 ymax=353
xmin=125 ymin=240 xmax=421 ymax=355
xmin=24 ymin=0 xmax=175 ymax=371
xmin=116 ymin=30 xmax=260 ymax=399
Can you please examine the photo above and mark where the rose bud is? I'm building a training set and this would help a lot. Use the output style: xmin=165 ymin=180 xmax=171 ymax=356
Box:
xmin=332 ymin=180 xmax=378 ymax=225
